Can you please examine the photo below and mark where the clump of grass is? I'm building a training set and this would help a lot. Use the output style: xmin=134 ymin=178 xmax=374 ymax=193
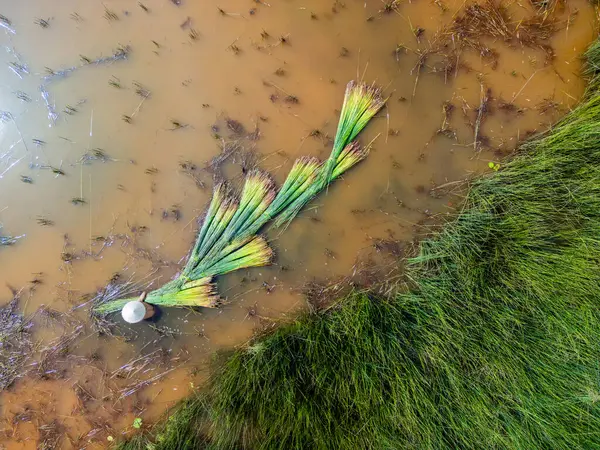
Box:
xmin=446 ymin=0 xmax=558 ymax=63
xmin=118 ymin=39 xmax=600 ymax=449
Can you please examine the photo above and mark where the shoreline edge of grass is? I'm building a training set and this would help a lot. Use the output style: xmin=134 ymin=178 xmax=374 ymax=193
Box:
xmin=117 ymin=38 xmax=600 ymax=450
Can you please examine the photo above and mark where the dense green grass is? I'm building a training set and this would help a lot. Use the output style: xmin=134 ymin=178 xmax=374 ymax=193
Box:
xmin=117 ymin=40 xmax=600 ymax=449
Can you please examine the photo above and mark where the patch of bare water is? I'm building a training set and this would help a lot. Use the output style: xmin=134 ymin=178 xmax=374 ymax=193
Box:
xmin=0 ymin=0 xmax=596 ymax=447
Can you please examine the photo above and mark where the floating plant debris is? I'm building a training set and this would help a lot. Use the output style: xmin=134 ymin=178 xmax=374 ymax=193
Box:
xmin=0 ymin=15 xmax=15 ymax=34
xmin=0 ymin=297 xmax=32 ymax=390
xmin=14 ymin=91 xmax=31 ymax=102
xmin=8 ymin=62 xmax=29 ymax=78
xmin=170 ymin=119 xmax=189 ymax=130
xmin=104 ymin=7 xmax=119 ymax=21
xmin=63 ymin=105 xmax=77 ymax=115
xmin=36 ymin=217 xmax=54 ymax=226
xmin=34 ymin=18 xmax=51 ymax=28
xmin=133 ymin=81 xmax=151 ymax=98
xmin=108 ymin=76 xmax=121 ymax=88
xmin=42 ymin=45 xmax=130 ymax=83
xmin=71 ymin=197 xmax=87 ymax=205
xmin=381 ymin=0 xmax=401 ymax=14
xmin=79 ymin=148 xmax=114 ymax=164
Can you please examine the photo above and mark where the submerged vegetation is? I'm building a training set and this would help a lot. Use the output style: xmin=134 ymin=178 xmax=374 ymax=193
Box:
xmin=117 ymin=40 xmax=600 ymax=449
xmin=93 ymin=81 xmax=385 ymax=316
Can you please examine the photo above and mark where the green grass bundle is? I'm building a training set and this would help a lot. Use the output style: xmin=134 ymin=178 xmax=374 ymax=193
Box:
xmin=273 ymin=82 xmax=385 ymax=227
xmin=93 ymin=81 xmax=385 ymax=316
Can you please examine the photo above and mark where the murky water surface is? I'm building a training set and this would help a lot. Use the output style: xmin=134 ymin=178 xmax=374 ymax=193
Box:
xmin=0 ymin=0 xmax=596 ymax=447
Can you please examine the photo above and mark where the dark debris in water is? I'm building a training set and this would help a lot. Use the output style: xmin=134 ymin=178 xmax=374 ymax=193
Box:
xmin=34 ymin=17 xmax=51 ymax=28
xmin=34 ymin=324 xmax=85 ymax=381
xmin=78 ymin=148 xmax=114 ymax=164
xmin=38 ymin=420 xmax=64 ymax=449
xmin=226 ymin=118 xmax=245 ymax=135
xmin=179 ymin=160 xmax=205 ymax=189
xmin=162 ymin=205 xmax=182 ymax=221
xmin=0 ymin=296 xmax=33 ymax=391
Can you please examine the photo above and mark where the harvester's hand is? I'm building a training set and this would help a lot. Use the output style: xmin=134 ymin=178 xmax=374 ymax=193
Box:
xmin=138 ymin=291 xmax=148 ymax=302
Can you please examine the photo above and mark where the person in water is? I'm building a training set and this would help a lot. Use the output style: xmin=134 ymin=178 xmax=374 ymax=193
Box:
xmin=121 ymin=291 xmax=160 ymax=323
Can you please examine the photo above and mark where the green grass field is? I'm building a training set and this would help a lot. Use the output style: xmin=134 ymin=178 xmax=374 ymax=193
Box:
xmin=117 ymin=39 xmax=600 ymax=450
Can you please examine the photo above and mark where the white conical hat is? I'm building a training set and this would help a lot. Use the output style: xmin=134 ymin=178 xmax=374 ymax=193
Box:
xmin=122 ymin=301 xmax=147 ymax=323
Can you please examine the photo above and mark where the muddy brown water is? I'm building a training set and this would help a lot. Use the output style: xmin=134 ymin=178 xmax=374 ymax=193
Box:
xmin=0 ymin=0 xmax=596 ymax=447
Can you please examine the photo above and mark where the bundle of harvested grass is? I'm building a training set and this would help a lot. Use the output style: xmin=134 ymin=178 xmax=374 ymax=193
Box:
xmin=93 ymin=81 xmax=385 ymax=316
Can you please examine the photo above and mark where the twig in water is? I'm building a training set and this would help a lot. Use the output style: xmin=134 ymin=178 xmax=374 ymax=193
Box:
xmin=511 ymin=69 xmax=542 ymax=103
xmin=71 ymin=197 xmax=87 ymax=206
xmin=108 ymin=76 xmax=121 ymax=88
xmin=14 ymin=91 xmax=31 ymax=102
xmin=40 ymin=85 xmax=59 ymax=125
xmin=133 ymin=82 xmax=151 ymax=99
xmin=170 ymin=119 xmax=189 ymax=130
xmin=8 ymin=62 xmax=28 ymax=79
xmin=473 ymin=83 xmax=491 ymax=151
xmin=64 ymin=105 xmax=78 ymax=115
xmin=0 ymin=15 xmax=16 ymax=34
xmin=104 ymin=7 xmax=119 ymax=22
xmin=37 ymin=217 xmax=54 ymax=226
xmin=41 ymin=165 xmax=65 ymax=176
xmin=34 ymin=18 xmax=51 ymax=28
xmin=78 ymin=148 xmax=115 ymax=164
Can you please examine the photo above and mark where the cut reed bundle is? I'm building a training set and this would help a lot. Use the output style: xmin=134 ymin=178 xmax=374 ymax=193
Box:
xmin=93 ymin=81 xmax=384 ymax=316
